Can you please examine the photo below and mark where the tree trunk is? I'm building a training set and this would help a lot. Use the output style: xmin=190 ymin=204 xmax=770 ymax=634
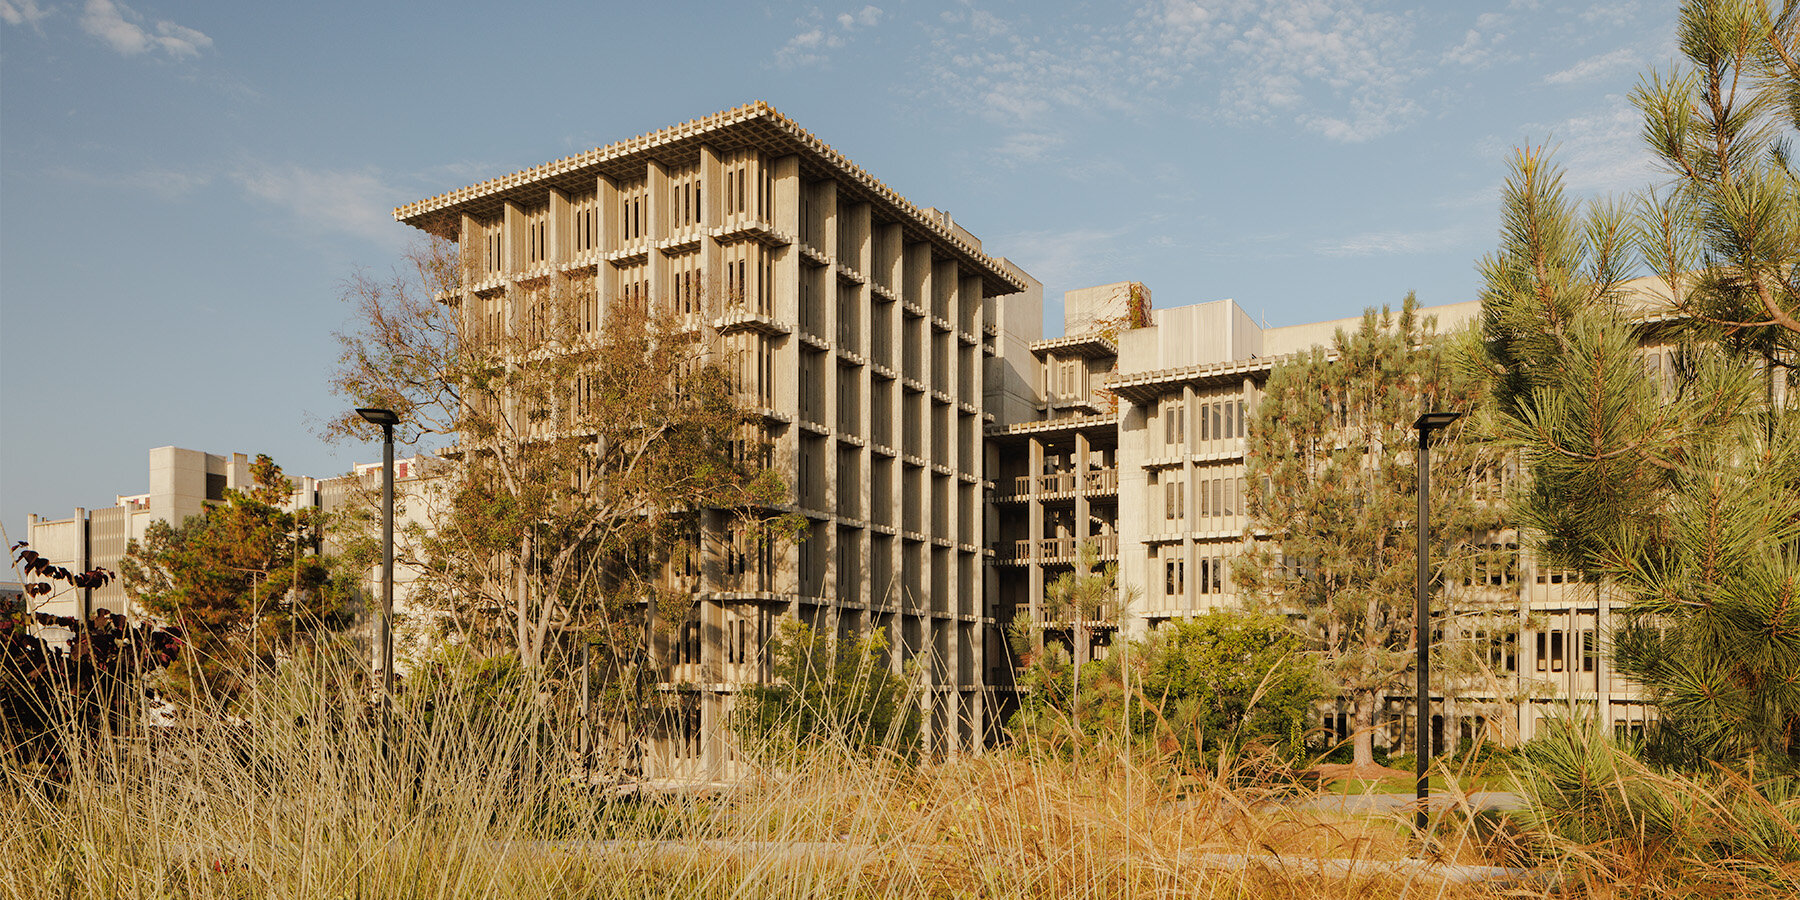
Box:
xmin=516 ymin=533 xmax=540 ymax=669
xmin=1352 ymin=687 xmax=1378 ymax=769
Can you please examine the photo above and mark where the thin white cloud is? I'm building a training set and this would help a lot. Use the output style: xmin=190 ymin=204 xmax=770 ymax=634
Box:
xmin=1530 ymin=97 xmax=1659 ymax=195
xmin=1316 ymin=226 xmax=1467 ymax=258
xmin=929 ymin=1 xmax=1428 ymax=145
xmin=837 ymin=5 xmax=882 ymax=30
xmin=992 ymin=131 xmax=1065 ymax=166
xmin=1543 ymin=47 xmax=1637 ymax=85
xmin=80 ymin=0 xmax=211 ymax=59
xmin=1 ymin=0 xmax=52 ymax=28
xmin=997 ymin=226 xmax=1135 ymax=290
xmin=231 ymin=164 xmax=406 ymax=246
xmin=1442 ymin=12 xmax=1514 ymax=68
xmin=777 ymin=5 xmax=883 ymax=68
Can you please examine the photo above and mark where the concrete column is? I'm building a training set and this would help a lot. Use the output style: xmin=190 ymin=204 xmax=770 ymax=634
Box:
xmin=1027 ymin=437 xmax=1045 ymax=650
xmin=549 ymin=187 xmax=570 ymax=263
xmin=503 ymin=201 xmax=524 ymax=274
xmin=597 ymin=176 xmax=620 ymax=253
xmin=1075 ymin=431 xmax=1091 ymax=549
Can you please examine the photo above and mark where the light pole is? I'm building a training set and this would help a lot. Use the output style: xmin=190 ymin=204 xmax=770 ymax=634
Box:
xmin=1413 ymin=410 xmax=1461 ymax=835
xmin=357 ymin=407 xmax=399 ymax=707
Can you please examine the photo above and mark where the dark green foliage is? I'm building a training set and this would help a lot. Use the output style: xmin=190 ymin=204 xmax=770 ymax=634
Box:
xmin=1011 ymin=610 xmax=1318 ymax=771
xmin=1236 ymin=295 xmax=1503 ymax=767
xmin=1123 ymin=612 xmax=1318 ymax=767
xmin=1481 ymin=0 xmax=1800 ymax=770
xmin=734 ymin=620 xmax=917 ymax=760
xmin=120 ymin=455 xmax=362 ymax=699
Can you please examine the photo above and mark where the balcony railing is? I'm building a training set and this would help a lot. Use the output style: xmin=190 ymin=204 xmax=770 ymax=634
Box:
xmin=1083 ymin=467 xmax=1118 ymax=494
xmin=996 ymin=466 xmax=1119 ymax=500
xmin=993 ymin=533 xmax=1120 ymax=564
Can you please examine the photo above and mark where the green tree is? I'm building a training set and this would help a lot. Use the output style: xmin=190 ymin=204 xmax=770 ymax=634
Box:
xmin=1036 ymin=541 xmax=1121 ymax=730
xmin=330 ymin=240 xmax=795 ymax=680
xmin=121 ymin=455 xmax=360 ymax=698
xmin=1124 ymin=611 xmax=1317 ymax=768
xmin=733 ymin=619 xmax=917 ymax=759
xmin=1481 ymin=0 xmax=1800 ymax=768
xmin=1009 ymin=609 xmax=1316 ymax=771
xmin=1235 ymin=297 xmax=1504 ymax=769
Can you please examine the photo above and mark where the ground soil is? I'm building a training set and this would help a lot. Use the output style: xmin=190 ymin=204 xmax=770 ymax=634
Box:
xmin=1307 ymin=762 xmax=1417 ymax=783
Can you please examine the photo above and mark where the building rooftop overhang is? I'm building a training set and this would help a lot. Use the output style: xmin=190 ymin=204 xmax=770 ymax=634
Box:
xmin=987 ymin=413 xmax=1119 ymax=438
xmin=1105 ymin=355 xmax=1284 ymax=403
xmin=394 ymin=101 xmax=1027 ymax=297
xmin=1029 ymin=333 xmax=1118 ymax=359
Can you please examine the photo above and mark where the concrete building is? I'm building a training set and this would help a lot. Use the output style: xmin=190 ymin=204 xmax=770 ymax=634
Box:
xmin=25 ymin=447 xmax=260 ymax=623
xmin=21 ymin=106 xmax=1695 ymax=771
xmin=394 ymin=102 xmax=1039 ymax=776
xmin=989 ymin=278 xmax=1686 ymax=752
xmin=22 ymin=447 xmax=437 ymax=676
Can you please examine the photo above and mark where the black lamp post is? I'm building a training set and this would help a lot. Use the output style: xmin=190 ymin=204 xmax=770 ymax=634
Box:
xmin=356 ymin=407 xmax=399 ymax=706
xmin=1413 ymin=410 xmax=1461 ymax=834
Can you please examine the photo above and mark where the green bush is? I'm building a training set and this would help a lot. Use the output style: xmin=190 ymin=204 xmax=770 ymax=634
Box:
xmin=1012 ymin=610 xmax=1319 ymax=771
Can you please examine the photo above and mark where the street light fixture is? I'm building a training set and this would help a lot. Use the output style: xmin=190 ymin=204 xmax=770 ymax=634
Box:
xmin=1413 ymin=410 xmax=1461 ymax=835
xmin=357 ymin=408 xmax=399 ymax=708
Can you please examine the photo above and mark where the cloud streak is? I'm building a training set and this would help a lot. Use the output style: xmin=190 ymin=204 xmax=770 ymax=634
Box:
xmin=776 ymin=5 xmax=885 ymax=68
xmin=231 ymin=164 xmax=407 ymax=246
xmin=1543 ymin=47 xmax=1637 ymax=84
xmin=79 ymin=0 xmax=211 ymax=59
xmin=1315 ymin=226 xmax=1468 ymax=258
xmin=1 ymin=0 xmax=52 ymax=28
xmin=928 ymin=1 xmax=1430 ymax=147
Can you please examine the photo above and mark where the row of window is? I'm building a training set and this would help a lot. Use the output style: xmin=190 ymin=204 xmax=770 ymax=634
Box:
xmin=671 ymin=169 xmax=702 ymax=230
xmin=1047 ymin=357 xmax=1085 ymax=401
xmin=1163 ymin=556 xmax=1231 ymax=597
xmin=1537 ymin=628 xmax=1599 ymax=673
xmin=1159 ymin=544 xmax=1236 ymax=598
xmin=1163 ymin=397 xmax=1249 ymax=446
xmin=1162 ymin=475 xmax=1249 ymax=521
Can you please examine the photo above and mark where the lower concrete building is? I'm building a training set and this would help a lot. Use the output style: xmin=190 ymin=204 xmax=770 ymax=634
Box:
xmin=21 ymin=446 xmax=438 ymax=678
xmin=988 ymin=279 xmax=1681 ymax=752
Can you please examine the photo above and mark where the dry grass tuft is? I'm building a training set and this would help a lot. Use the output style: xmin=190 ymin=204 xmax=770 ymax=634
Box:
xmin=7 ymin=656 xmax=1717 ymax=898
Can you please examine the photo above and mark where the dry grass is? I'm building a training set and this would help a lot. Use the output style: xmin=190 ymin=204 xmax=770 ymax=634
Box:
xmin=6 ymin=657 xmax=1743 ymax=898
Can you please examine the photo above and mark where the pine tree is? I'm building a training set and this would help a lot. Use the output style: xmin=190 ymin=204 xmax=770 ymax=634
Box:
xmin=1236 ymin=296 xmax=1503 ymax=769
xmin=121 ymin=455 xmax=359 ymax=698
xmin=1479 ymin=0 xmax=1800 ymax=767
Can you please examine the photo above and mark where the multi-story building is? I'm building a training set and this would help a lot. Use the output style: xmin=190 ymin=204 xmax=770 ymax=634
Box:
xmin=20 ymin=106 xmax=1692 ymax=772
xmin=22 ymin=446 xmax=435 ymax=670
xmin=392 ymin=102 xmax=1040 ymax=776
xmin=26 ymin=447 xmax=265 ymax=623
xmin=990 ymin=279 xmax=1681 ymax=753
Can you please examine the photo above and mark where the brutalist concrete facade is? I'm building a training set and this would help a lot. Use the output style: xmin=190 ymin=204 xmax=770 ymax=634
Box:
xmin=394 ymin=103 xmax=1039 ymax=777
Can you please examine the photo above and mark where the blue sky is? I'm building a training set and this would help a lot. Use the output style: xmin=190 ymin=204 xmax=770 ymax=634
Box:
xmin=2 ymin=0 xmax=1676 ymax=537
